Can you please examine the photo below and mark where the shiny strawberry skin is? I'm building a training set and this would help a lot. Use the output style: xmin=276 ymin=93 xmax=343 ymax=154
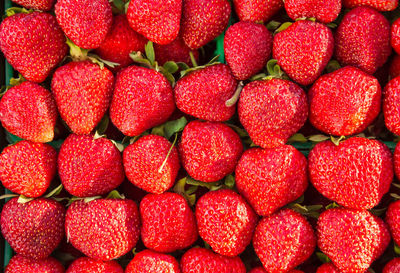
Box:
xmin=383 ymin=258 xmax=400 ymax=273
xmin=392 ymin=18 xmax=400 ymax=55
xmin=238 ymin=79 xmax=308 ymax=148
xmin=249 ymin=267 xmax=267 ymax=273
xmin=386 ymin=200 xmax=400 ymax=247
xmin=384 ymin=76 xmax=400 ymax=135
xmin=125 ymin=250 xmax=180 ymax=273
xmin=140 ymin=192 xmax=198 ymax=253
xmin=5 ymin=255 xmax=64 ymax=273
xmin=154 ymin=34 xmax=199 ymax=66
xmin=343 ymin=0 xmax=398 ymax=11
xmin=285 ymin=0 xmax=341 ymax=23
xmin=66 ymin=257 xmax=123 ymax=273
xmin=11 ymin=0 xmax=55 ymax=10
xmin=395 ymin=142 xmax=400 ymax=181
xmin=390 ymin=54 xmax=400 ymax=79
xmin=0 ymin=12 xmax=67 ymax=83
xmin=1 ymin=198 xmax=65 ymax=259
xmin=316 ymin=263 xmax=341 ymax=273
xmin=233 ymin=0 xmax=283 ymax=23
xmin=0 ymin=81 xmax=57 ymax=143
xmin=110 ymin=65 xmax=175 ymax=137
xmin=224 ymin=21 xmax=273 ymax=80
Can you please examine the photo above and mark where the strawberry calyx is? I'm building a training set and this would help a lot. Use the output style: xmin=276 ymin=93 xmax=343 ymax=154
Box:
xmin=106 ymin=190 xmax=125 ymax=199
xmin=286 ymin=195 xmax=323 ymax=218
xmin=180 ymin=55 xmax=220 ymax=78
xmin=5 ymin=7 xmax=34 ymax=17
xmin=0 ymin=75 xmax=26 ymax=98
xmin=250 ymin=59 xmax=289 ymax=81
xmin=0 ymin=184 xmax=64 ymax=204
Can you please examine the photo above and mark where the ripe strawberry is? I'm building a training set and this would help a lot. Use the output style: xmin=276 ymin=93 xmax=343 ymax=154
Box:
xmin=343 ymin=0 xmax=398 ymax=11
xmin=316 ymin=263 xmax=340 ymax=273
xmin=285 ymin=0 xmax=341 ymax=23
xmin=335 ymin=7 xmax=391 ymax=75
xmin=395 ymin=142 xmax=400 ymax=181
xmin=384 ymin=76 xmax=400 ymax=135
xmin=95 ymin=15 xmax=147 ymax=70
xmin=273 ymin=20 xmax=334 ymax=85
xmin=110 ymin=65 xmax=175 ymax=137
xmin=178 ymin=121 xmax=243 ymax=182
xmin=195 ymin=189 xmax=258 ymax=256
xmin=238 ymin=79 xmax=308 ymax=148
xmin=0 ymin=81 xmax=57 ymax=143
xmin=127 ymin=0 xmax=181 ymax=45
xmin=235 ymin=145 xmax=307 ymax=216
xmin=174 ymin=64 xmax=238 ymax=121
xmin=125 ymin=250 xmax=180 ymax=273
xmin=51 ymin=61 xmax=114 ymax=135
xmin=390 ymin=54 xmax=400 ymax=79
xmin=65 ymin=198 xmax=140 ymax=261
xmin=233 ymin=0 xmax=283 ymax=23
xmin=317 ymin=208 xmax=390 ymax=273
xmin=180 ymin=247 xmax=246 ymax=273
xmin=309 ymin=137 xmax=393 ymax=210
xmin=55 ymin=0 xmax=112 ymax=49
xmin=253 ymin=209 xmax=316 ymax=272
xmin=5 ymin=255 xmax=64 ymax=273
xmin=309 ymin=66 xmax=381 ymax=136
xmin=386 ymin=200 xmax=400 ymax=246
xmin=58 ymin=134 xmax=124 ymax=197
xmin=383 ymin=258 xmax=400 ymax=273
xmin=249 ymin=267 xmax=304 ymax=273
xmin=1 ymin=198 xmax=65 ymax=259
xmin=224 ymin=21 xmax=273 ymax=80
xmin=392 ymin=18 xmax=400 ymax=55
xmin=11 ymin=0 xmax=55 ymax=11
xmin=123 ymin=134 xmax=180 ymax=194
xmin=154 ymin=34 xmax=199 ymax=66
xmin=66 ymin=257 xmax=123 ymax=273
xmin=181 ymin=0 xmax=231 ymax=49
xmin=140 ymin=192 xmax=198 ymax=253
xmin=0 ymin=12 xmax=67 ymax=83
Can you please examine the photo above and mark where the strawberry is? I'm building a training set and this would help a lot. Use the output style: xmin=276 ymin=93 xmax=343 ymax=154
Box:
xmin=383 ymin=258 xmax=400 ymax=273
xmin=95 ymin=15 xmax=147 ymax=70
xmin=249 ymin=267 xmax=304 ymax=273
xmin=309 ymin=66 xmax=381 ymax=136
xmin=390 ymin=54 xmax=400 ymax=79
xmin=65 ymin=198 xmax=140 ymax=261
xmin=238 ymin=79 xmax=308 ymax=148
xmin=195 ymin=189 xmax=258 ymax=256
xmin=235 ymin=145 xmax=308 ymax=216
xmin=273 ymin=20 xmax=334 ymax=85
xmin=1 ymin=198 xmax=65 ymax=259
xmin=181 ymin=0 xmax=231 ymax=49
xmin=154 ymin=34 xmax=199 ymax=66
xmin=51 ymin=61 xmax=114 ymax=135
xmin=5 ymin=255 xmax=64 ymax=273
xmin=109 ymin=65 xmax=175 ymax=137
xmin=123 ymin=134 xmax=180 ymax=194
xmin=384 ymin=76 xmax=400 ymax=135
xmin=232 ymin=0 xmax=283 ymax=23
xmin=392 ymin=18 xmax=400 ymax=55
xmin=178 ymin=120 xmax=243 ymax=182
xmin=0 ymin=81 xmax=57 ymax=143
xmin=55 ymin=0 xmax=112 ymax=49
xmin=180 ymin=247 xmax=246 ymax=273
xmin=140 ymin=192 xmax=198 ymax=253
xmin=125 ymin=250 xmax=180 ymax=273
xmin=0 ymin=12 xmax=67 ymax=83
xmin=316 ymin=263 xmax=341 ymax=273
xmin=127 ymin=0 xmax=181 ymax=45
xmin=11 ymin=0 xmax=55 ymax=10
xmin=343 ymin=0 xmax=398 ymax=11
xmin=58 ymin=134 xmax=124 ymax=197
xmin=66 ymin=257 xmax=123 ymax=273
xmin=174 ymin=64 xmax=238 ymax=122
xmin=317 ymin=208 xmax=390 ymax=272
xmin=386 ymin=200 xmax=400 ymax=246
xmin=224 ymin=21 xmax=273 ymax=80
xmin=284 ymin=0 xmax=341 ymax=23
xmin=395 ymin=142 xmax=400 ymax=181
xmin=335 ymin=7 xmax=391 ymax=75
xmin=309 ymin=137 xmax=393 ymax=210
xmin=253 ymin=209 xmax=316 ymax=272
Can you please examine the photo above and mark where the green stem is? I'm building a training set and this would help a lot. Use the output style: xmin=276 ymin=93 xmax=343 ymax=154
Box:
xmin=158 ymin=133 xmax=178 ymax=173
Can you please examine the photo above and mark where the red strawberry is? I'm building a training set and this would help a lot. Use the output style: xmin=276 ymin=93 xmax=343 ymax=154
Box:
xmin=0 ymin=81 xmax=57 ymax=142
xmin=343 ymin=0 xmax=398 ymax=11
xmin=233 ymin=0 xmax=283 ymax=23
xmin=284 ymin=0 xmax=341 ymax=23
xmin=127 ymin=0 xmax=181 ymax=45
xmin=195 ymin=189 xmax=258 ymax=256
xmin=249 ymin=267 xmax=303 ymax=273
xmin=51 ymin=61 xmax=114 ymax=135
xmin=140 ymin=192 xmax=198 ymax=253
xmin=180 ymin=247 xmax=246 ymax=273
xmin=95 ymin=15 xmax=147 ymax=70
xmin=1 ymin=198 xmax=65 ymax=259
xmin=392 ymin=18 xmax=400 ymax=55
xmin=11 ymin=0 xmax=55 ymax=10
xmin=383 ymin=258 xmax=400 ymax=273
xmin=66 ymin=257 xmax=123 ymax=273
xmin=309 ymin=66 xmax=381 ymax=136
xmin=390 ymin=54 xmax=400 ymax=79
xmin=317 ymin=208 xmax=390 ymax=273
xmin=0 ymin=12 xmax=67 ymax=83
xmin=154 ymin=34 xmax=199 ymax=66
xmin=335 ymin=7 xmax=391 ymax=75
xmin=273 ymin=20 xmax=334 ymax=85
xmin=224 ymin=21 xmax=273 ymax=80
xmin=181 ymin=0 xmax=231 ymax=49
xmin=123 ymin=134 xmax=180 ymax=194
xmin=308 ymin=137 xmax=393 ymax=210
xmin=174 ymin=64 xmax=238 ymax=122
xmin=316 ymin=263 xmax=341 ymax=273
xmin=55 ymin=0 xmax=112 ymax=49
xmin=5 ymin=255 xmax=64 ymax=273
xmin=395 ymin=142 xmax=400 ymax=181
xmin=125 ymin=250 xmax=180 ymax=273
xmin=235 ymin=145 xmax=308 ymax=216
xmin=65 ymin=198 xmax=140 ymax=261
xmin=109 ymin=65 xmax=175 ymax=137
xmin=238 ymin=79 xmax=308 ymax=148
xmin=178 ymin=120 xmax=243 ymax=182
xmin=253 ymin=209 xmax=316 ymax=272
xmin=58 ymin=134 xmax=124 ymax=197
xmin=386 ymin=200 xmax=400 ymax=246
xmin=0 ymin=141 xmax=57 ymax=198
xmin=384 ymin=76 xmax=400 ymax=135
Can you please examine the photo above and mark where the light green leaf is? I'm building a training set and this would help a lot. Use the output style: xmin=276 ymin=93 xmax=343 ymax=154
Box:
xmin=145 ymin=41 xmax=155 ymax=66
xmin=288 ymin=133 xmax=307 ymax=143
xmin=106 ymin=190 xmax=125 ymax=199
xmin=17 ymin=195 xmax=34 ymax=204
xmin=224 ymin=174 xmax=235 ymax=188
xmin=164 ymin=117 xmax=188 ymax=140
xmin=316 ymin=252 xmax=331 ymax=263
xmin=308 ymin=134 xmax=330 ymax=142
xmin=163 ymin=61 xmax=179 ymax=74
xmin=44 ymin=184 xmax=63 ymax=198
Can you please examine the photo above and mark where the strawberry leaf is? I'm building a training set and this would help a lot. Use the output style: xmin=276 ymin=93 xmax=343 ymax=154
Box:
xmin=316 ymin=252 xmax=331 ymax=263
xmin=163 ymin=61 xmax=179 ymax=74
xmin=395 ymin=244 xmax=400 ymax=255
xmin=106 ymin=190 xmax=125 ymax=199
xmin=288 ymin=133 xmax=307 ymax=143
xmin=95 ymin=114 xmax=109 ymax=136
xmin=308 ymin=134 xmax=330 ymax=142
xmin=274 ymin=22 xmax=292 ymax=33
xmin=224 ymin=174 xmax=235 ymax=188
xmin=145 ymin=41 xmax=155 ymax=67
xmin=325 ymin=202 xmax=340 ymax=209
xmin=17 ymin=195 xmax=34 ymax=204
xmin=185 ymin=176 xmax=222 ymax=191
xmin=44 ymin=184 xmax=63 ymax=198
xmin=330 ymin=135 xmax=346 ymax=146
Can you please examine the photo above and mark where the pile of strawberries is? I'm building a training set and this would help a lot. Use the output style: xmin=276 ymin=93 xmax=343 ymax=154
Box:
xmin=3 ymin=0 xmax=400 ymax=271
